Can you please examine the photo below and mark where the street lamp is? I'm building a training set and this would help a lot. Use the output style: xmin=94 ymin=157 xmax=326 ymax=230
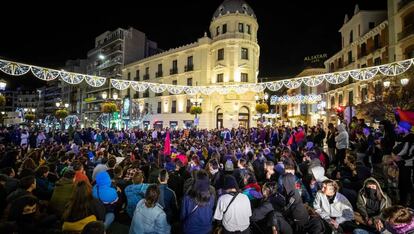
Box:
xmin=101 ymin=91 xmax=119 ymax=129
xmin=383 ymin=80 xmax=391 ymax=88
xmin=401 ymin=78 xmax=409 ymax=86
xmin=98 ymin=54 xmax=105 ymax=60
xmin=55 ymin=102 xmax=61 ymax=108
xmin=190 ymin=94 xmax=203 ymax=127
xmin=64 ymin=103 xmax=69 ymax=108
xmin=255 ymin=92 xmax=269 ymax=122
xmin=0 ymin=79 xmax=6 ymax=91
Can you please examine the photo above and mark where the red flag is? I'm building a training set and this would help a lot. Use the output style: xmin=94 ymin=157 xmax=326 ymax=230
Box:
xmin=164 ymin=131 xmax=171 ymax=156
xmin=397 ymin=109 xmax=414 ymax=126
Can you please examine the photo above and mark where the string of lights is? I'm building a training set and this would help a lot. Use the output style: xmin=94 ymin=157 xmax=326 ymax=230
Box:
xmin=0 ymin=57 xmax=412 ymax=95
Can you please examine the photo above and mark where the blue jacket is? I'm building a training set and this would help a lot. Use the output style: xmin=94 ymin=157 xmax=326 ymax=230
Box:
xmin=158 ymin=184 xmax=178 ymax=224
xmin=92 ymin=171 xmax=118 ymax=204
xmin=129 ymin=199 xmax=171 ymax=234
xmin=180 ymin=195 xmax=215 ymax=234
xmin=124 ymin=183 xmax=150 ymax=217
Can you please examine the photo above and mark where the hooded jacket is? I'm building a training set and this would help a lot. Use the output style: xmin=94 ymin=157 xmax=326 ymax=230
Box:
xmin=356 ymin=177 xmax=392 ymax=220
xmin=335 ymin=124 xmax=349 ymax=150
xmin=92 ymin=171 xmax=118 ymax=204
xmin=313 ymin=190 xmax=354 ymax=224
xmin=282 ymin=174 xmax=309 ymax=228
xmin=310 ymin=166 xmax=328 ymax=183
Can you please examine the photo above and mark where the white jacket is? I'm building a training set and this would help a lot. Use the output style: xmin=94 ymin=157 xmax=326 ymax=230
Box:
xmin=313 ymin=191 xmax=354 ymax=224
xmin=335 ymin=124 xmax=349 ymax=150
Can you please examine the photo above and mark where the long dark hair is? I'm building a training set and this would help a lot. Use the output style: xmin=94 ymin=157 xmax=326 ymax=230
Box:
xmin=144 ymin=184 xmax=160 ymax=208
xmin=63 ymin=181 xmax=94 ymax=222
xmin=188 ymin=170 xmax=212 ymax=206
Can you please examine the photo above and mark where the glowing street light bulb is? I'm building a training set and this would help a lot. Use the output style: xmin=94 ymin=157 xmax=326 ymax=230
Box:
xmin=383 ymin=80 xmax=390 ymax=88
xmin=401 ymin=78 xmax=409 ymax=86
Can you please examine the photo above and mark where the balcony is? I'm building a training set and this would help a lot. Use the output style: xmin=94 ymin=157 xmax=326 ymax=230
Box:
xmin=184 ymin=64 xmax=194 ymax=72
xmin=398 ymin=24 xmax=414 ymax=41
xmin=96 ymin=56 xmax=122 ymax=70
xmin=143 ymin=74 xmax=150 ymax=80
xmin=169 ymin=68 xmax=178 ymax=75
xmin=100 ymin=33 xmax=124 ymax=48
xmin=155 ymin=71 xmax=163 ymax=78
xmin=398 ymin=0 xmax=414 ymax=10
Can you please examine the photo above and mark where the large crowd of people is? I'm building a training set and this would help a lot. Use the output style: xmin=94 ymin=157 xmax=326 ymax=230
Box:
xmin=0 ymin=117 xmax=413 ymax=234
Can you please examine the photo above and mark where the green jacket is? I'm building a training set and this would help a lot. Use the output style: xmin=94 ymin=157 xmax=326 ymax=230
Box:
xmin=49 ymin=177 xmax=74 ymax=217
xmin=356 ymin=177 xmax=392 ymax=221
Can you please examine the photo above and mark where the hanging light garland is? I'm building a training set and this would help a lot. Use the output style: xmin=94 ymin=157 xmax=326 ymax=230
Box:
xmin=0 ymin=57 xmax=412 ymax=95
xmin=270 ymin=94 xmax=322 ymax=105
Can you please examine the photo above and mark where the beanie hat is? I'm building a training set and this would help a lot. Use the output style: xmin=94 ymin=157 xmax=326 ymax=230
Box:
xmin=223 ymin=175 xmax=238 ymax=190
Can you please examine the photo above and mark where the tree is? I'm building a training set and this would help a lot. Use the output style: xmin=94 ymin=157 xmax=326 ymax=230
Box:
xmin=24 ymin=113 xmax=35 ymax=121
xmin=190 ymin=106 xmax=202 ymax=115
xmin=55 ymin=109 xmax=68 ymax=119
xmin=255 ymin=103 xmax=269 ymax=115
xmin=101 ymin=102 xmax=118 ymax=113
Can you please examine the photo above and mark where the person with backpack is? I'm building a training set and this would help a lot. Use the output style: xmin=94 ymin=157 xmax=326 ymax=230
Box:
xmin=214 ymin=175 xmax=251 ymax=233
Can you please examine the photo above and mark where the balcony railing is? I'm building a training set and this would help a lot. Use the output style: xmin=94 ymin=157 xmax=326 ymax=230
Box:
xmin=155 ymin=71 xmax=163 ymax=78
xmin=96 ymin=56 xmax=122 ymax=70
xmin=398 ymin=24 xmax=414 ymax=41
xmin=143 ymin=74 xmax=150 ymax=80
xmin=99 ymin=32 xmax=124 ymax=48
xmin=184 ymin=64 xmax=194 ymax=72
xmin=398 ymin=0 xmax=414 ymax=10
xmin=170 ymin=68 xmax=178 ymax=75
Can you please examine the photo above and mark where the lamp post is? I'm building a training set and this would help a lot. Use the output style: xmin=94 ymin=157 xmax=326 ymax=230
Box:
xmin=55 ymin=99 xmax=69 ymax=131
xmin=255 ymin=92 xmax=269 ymax=123
xmin=190 ymin=94 xmax=203 ymax=127
xmin=102 ymin=91 xmax=119 ymax=129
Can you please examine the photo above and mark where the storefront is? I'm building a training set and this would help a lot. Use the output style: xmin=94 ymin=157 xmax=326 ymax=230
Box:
xmin=183 ymin=120 xmax=194 ymax=129
xmin=153 ymin=121 xmax=163 ymax=130
xmin=143 ymin=121 xmax=150 ymax=130
xmin=169 ymin=121 xmax=178 ymax=129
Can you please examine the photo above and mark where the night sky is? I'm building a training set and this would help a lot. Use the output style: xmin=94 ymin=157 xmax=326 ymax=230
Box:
xmin=0 ymin=0 xmax=387 ymax=89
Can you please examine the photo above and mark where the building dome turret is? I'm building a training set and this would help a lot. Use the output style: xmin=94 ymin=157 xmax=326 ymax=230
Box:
xmin=212 ymin=0 xmax=256 ymax=20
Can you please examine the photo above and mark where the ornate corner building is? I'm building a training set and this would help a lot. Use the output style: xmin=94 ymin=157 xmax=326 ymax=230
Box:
xmin=121 ymin=0 xmax=260 ymax=129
